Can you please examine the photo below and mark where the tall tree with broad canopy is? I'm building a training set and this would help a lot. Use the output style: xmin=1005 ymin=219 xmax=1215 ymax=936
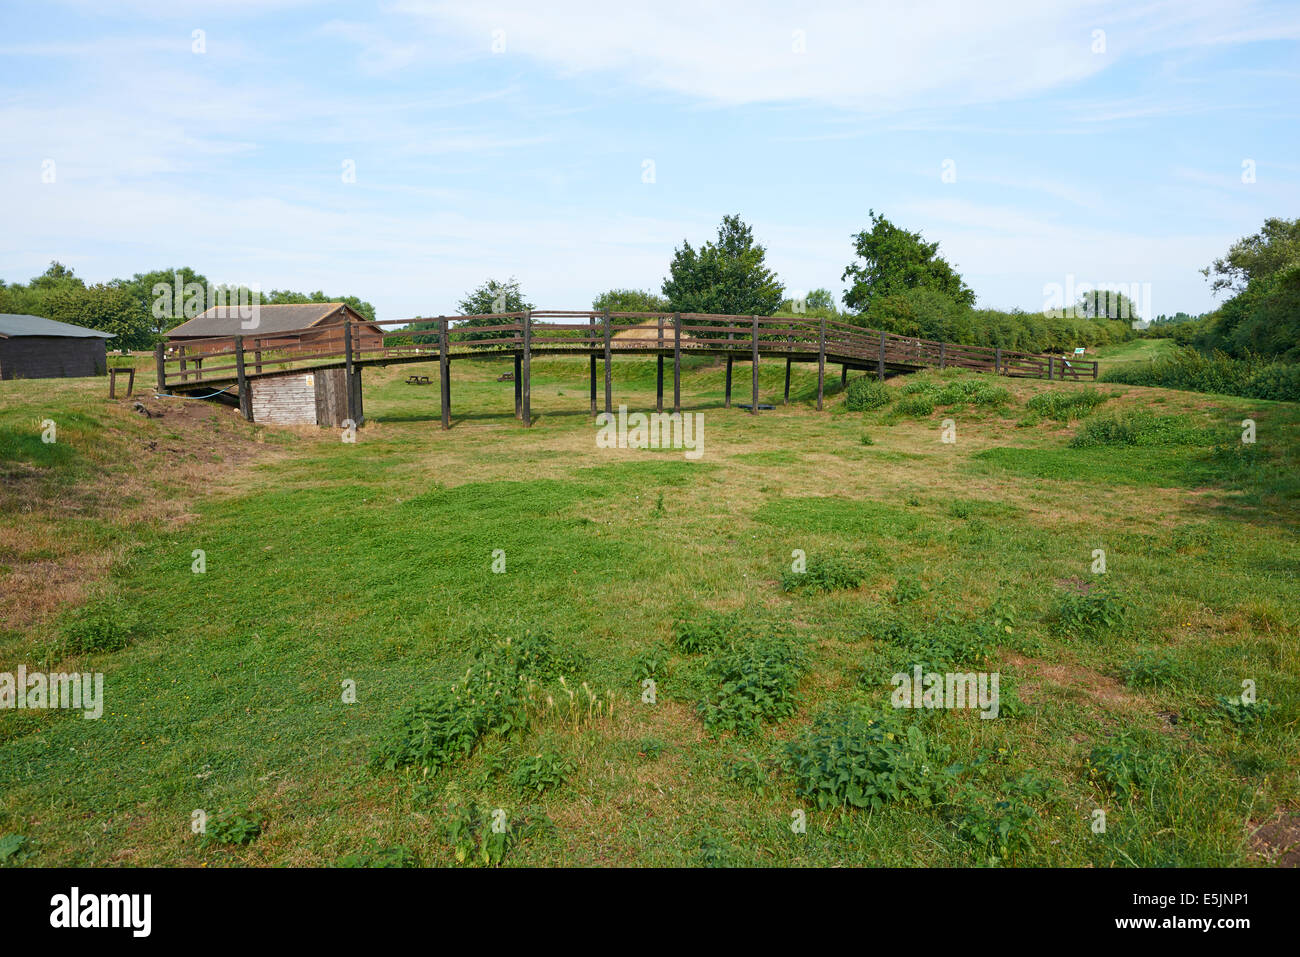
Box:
xmin=1202 ymin=217 xmax=1300 ymax=295
xmin=451 ymin=277 xmax=534 ymax=345
xmin=661 ymin=215 xmax=784 ymax=330
xmin=841 ymin=211 xmax=975 ymax=314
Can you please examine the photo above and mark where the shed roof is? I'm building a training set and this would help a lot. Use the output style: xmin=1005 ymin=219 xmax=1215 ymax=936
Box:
xmin=0 ymin=313 xmax=114 ymax=339
xmin=167 ymin=303 xmax=367 ymax=338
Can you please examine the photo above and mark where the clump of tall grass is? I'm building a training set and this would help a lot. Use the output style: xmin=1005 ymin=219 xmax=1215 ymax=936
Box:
xmin=1025 ymin=388 xmax=1107 ymax=422
xmin=1101 ymin=347 xmax=1300 ymax=402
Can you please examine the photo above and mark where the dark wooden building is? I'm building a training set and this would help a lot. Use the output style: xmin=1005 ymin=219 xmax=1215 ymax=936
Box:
xmin=0 ymin=313 xmax=113 ymax=380
xmin=166 ymin=303 xmax=383 ymax=356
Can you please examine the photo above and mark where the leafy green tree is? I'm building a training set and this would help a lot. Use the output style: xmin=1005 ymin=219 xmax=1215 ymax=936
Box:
xmin=0 ymin=263 xmax=151 ymax=350
xmin=591 ymin=288 xmax=669 ymax=313
xmin=1074 ymin=289 xmax=1144 ymax=322
xmin=841 ymin=211 xmax=975 ymax=313
xmin=1202 ymin=217 xmax=1300 ymax=295
xmin=453 ymin=277 xmax=533 ymax=345
xmin=125 ymin=267 xmax=210 ymax=334
xmin=661 ymin=215 xmax=784 ymax=326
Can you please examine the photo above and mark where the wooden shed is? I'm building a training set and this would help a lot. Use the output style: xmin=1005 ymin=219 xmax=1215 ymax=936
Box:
xmin=166 ymin=303 xmax=382 ymax=356
xmin=0 ymin=313 xmax=113 ymax=380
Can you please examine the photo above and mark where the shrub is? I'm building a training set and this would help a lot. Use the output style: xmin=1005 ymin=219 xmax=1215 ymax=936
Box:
xmin=895 ymin=394 xmax=936 ymax=417
xmin=1054 ymin=586 xmax=1129 ymax=639
xmin=845 ymin=377 xmax=891 ymax=411
xmin=1069 ymin=411 xmax=1208 ymax=448
xmin=859 ymin=433 xmax=874 ymax=446
xmin=1024 ymin=388 xmax=1107 ymax=422
xmin=200 ymin=809 xmax=263 ymax=847
xmin=336 ymin=840 xmax=420 ymax=868
xmin=672 ymin=610 xmax=760 ymax=654
xmin=935 ymin=380 xmax=1012 ymax=409
xmin=781 ymin=555 xmax=864 ymax=593
xmin=868 ymin=612 xmax=998 ymax=673
xmin=898 ymin=378 xmax=939 ymax=396
xmin=370 ymin=636 xmax=542 ymax=775
xmin=510 ymin=749 xmax=574 ymax=796
xmin=58 ymin=598 xmax=138 ymax=656
xmin=1121 ymin=649 xmax=1183 ymax=688
xmin=784 ymin=706 xmax=944 ymax=811
xmin=890 ymin=577 xmax=926 ymax=604
xmin=1085 ymin=731 xmax=1173 ymax=804
xmin=1214 ymin=695 xmax=1274 ymax=726
xmin=700 ymin=632 xmax=805 ymax=736
xmin=442 ymin=800 xmax=516 ymax=867
xmin=954 ymin=773 xmax=1049 ymax=862
xmin=1101 ymin=346 xmax=1300 ymax=401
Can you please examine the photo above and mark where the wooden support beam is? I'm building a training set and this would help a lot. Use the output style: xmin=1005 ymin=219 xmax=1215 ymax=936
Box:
xmin=154 ymin=342 xmax=165 ymax=391
xmin=877 ymin=332 xmax=886 ymax=381
xmin=784 ymin=356 xmax=791 ymax=404
xmin=656 ymin=315 xmax=664 ymax=413
xmin=178 ymin=344 xmax=187 ymax=382
xmin=724 ymin=354 xmax=733 ymax=407
xmin=750 ymin=315 xmax=759 ymax=414
xmin=514 ymin=353 xmax=522 ymax=418
xmin=602 ymin=308 xmax=612 ymax=415
xmin=841 ymin=364 xmax=848 ymax=386
xmin=342 ymin=319 xmax=356 ymax=424
xmin=589 ymin=316 xmax=597 ymax=415
xmin=234 ymin=335 xmax=252 ymax=421
xmin=254 ymin=344 xmax=262 ymax=375
xmin=939 ymin=342 xmax=946 ymax=370
xmin=672 ymin=312 xmax=681 ymax=413
xmin=522 ymin=310 xmax=533 ymax=426
xmin=995 ymin=347 xmax=1002 ymax=375
xmin=817 ymin=316 xmax=826 ymax=411
xmin=439 ymin=316 xmax=450 ymax=429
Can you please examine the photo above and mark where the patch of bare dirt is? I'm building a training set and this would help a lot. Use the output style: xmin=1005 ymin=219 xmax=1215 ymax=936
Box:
xmin=1251 ymin=811 xmax=1300 ymax=867
xmin=1007 ymin=652 xmax=1142 ymax=712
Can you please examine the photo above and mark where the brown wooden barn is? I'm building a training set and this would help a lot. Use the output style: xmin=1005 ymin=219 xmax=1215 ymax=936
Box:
xmin=0 ymin=313 xmax=113 ymax=379
xmin=165 ymin=303 xmax=383 ymax=356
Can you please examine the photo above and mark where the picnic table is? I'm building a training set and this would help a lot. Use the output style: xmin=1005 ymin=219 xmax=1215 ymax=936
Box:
xmin=405 ymin=374 xmax=431 ymax=385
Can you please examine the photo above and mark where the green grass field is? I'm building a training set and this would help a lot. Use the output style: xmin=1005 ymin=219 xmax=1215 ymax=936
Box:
xmin=2 ymin=355 xmax=1297 ymax=867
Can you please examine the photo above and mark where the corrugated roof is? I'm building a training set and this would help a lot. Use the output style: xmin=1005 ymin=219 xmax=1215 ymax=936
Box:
xmin=166 ymin=303 xmax=358 ymax=338
xmin=0 ymin=313 xmax=114 ymax=338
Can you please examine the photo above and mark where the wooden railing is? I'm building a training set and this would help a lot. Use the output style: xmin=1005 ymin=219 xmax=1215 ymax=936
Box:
xmin=155 ymin=310 xmax=1098 ymax=392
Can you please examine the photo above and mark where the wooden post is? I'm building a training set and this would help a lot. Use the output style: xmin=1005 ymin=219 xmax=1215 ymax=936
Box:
xmin=342 ymin=318 xmax=357 ymax=424
xmin=154 ymin=342 xmax=165 ymax=391
xmin=1047 ymin=356 xmax=1055 ymax=381
xmin=522 ymin=311 xmax=532 ymax=426
xmin=939 ymin=343 xmax=946 ymax=370
xmin=439 ymin=317 xmax=450 ymax=429
xmin=750 ymin=315 xmax=760 ymax=414
xmin=724 ymin=335 xmax=733 ymax=409
xmin=877 ymin=332 xmax=886 ymax=381
xmin=784 ymin=356 xmax=792 ymax=404
xmin=817 ymin=316 xmax=826 ymax=411
xmin=589 ymin=316 xmax=597 ymax=415
xmin=672 ymin=312 xmax=681 ymax=414
xmin=841 ymin=365 xmax=848 ymax=386
xmin=514 ymin=353 xmax=522 ymax=418
xmin=995 ymin=347 xmax=1002 ymax=375
xmin=602 ymin=308 xmax=612 ymax=415
xmin=234 ymin=335 xmax=252 ymax=421
xmin=254 ymin=342 xmax=262 ymax=375
xmin=656 ymin=315 xmax=664 ymax=413
xmin=178 ymin=344 xmax=187 ymax=382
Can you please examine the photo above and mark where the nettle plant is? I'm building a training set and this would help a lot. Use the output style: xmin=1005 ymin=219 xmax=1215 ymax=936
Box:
xmin=1214 ymin=694 xmax=1274 ymax=727
xmin=783 ymin=706 xmax=947 ymax=812
xmin=953 ymin=772 xmax=1050 ymax=864
xmin=1084 ymin=731 xmax=1174 ymax=805
xmin=1054 ymin=585 xmax=1130 ymax=639
xmin=199 ymin=809 xmax=264 ymax=848
xmin=370 ymin=630 xmax=590 ymax=777
xmin=441 ymin=801 xmax=553 ymax=868
xmin=510 ymin=748 xmax=574 ymax=796
xmin=700 ymin=630 xmax=806 ymax=736
xmin=780 ymin=555 xmax=864 ymax=593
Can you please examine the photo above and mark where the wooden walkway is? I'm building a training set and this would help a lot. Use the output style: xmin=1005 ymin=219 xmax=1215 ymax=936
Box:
xmin=156 ymin=309 xmax=1097 ymax=428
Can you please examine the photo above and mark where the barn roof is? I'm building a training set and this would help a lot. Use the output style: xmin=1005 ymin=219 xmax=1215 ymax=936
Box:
xmin=0 ymin=313 xmax=114 ymax=338
xmin=167 ymin=303 xmax=367 ymax=338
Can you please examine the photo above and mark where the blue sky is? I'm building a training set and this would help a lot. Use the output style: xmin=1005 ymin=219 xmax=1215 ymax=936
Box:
xmin=2 ymin=0 xmax=1297 ymax=321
